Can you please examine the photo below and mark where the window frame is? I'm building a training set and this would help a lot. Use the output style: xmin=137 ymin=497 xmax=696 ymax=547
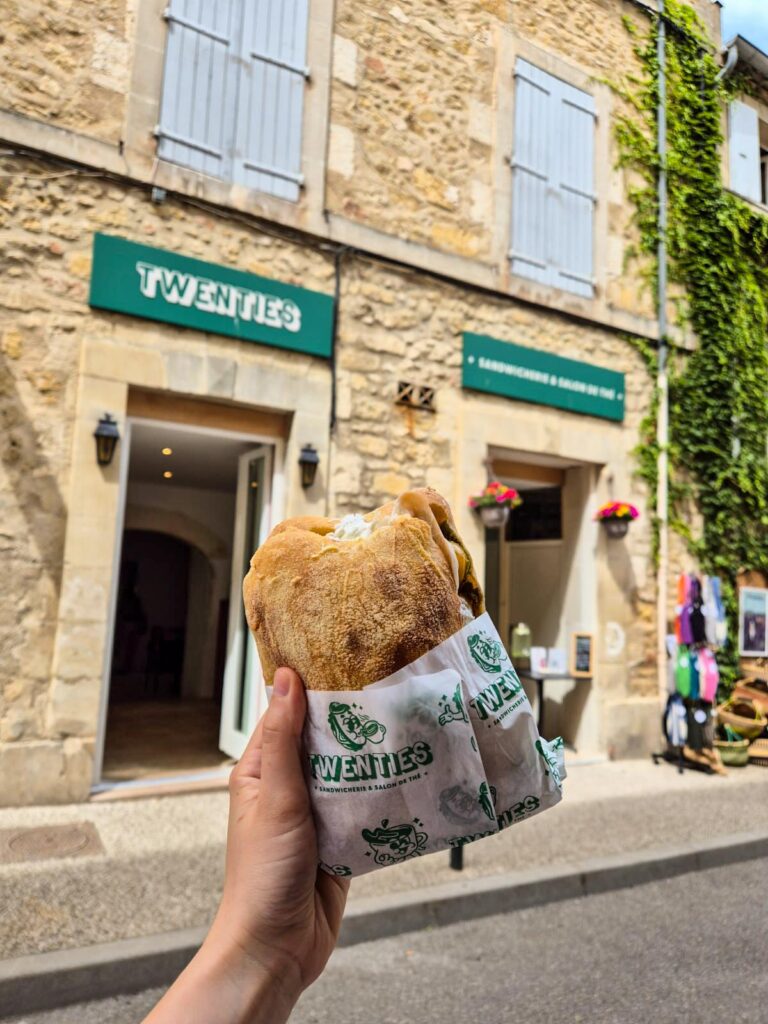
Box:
xmin=121 ymin=0 xmax=334 ymax=236
xmin=724 ymin=93 xmax=768 ymax=215
xmin=492 ymin=37 xmax=612 ymax=316
xmin=508 ymin=58 xmax=597 ymax=298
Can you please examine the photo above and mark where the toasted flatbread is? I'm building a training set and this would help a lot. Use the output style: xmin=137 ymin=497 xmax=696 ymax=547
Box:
xmin=243 ymin=487 xmax=483 ymax=691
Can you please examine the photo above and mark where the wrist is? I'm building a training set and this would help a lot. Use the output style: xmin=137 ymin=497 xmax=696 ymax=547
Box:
xmin=201 ymin=916 xmax=303 ymax=1023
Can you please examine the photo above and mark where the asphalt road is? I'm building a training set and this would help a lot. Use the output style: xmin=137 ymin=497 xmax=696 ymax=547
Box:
xmin=6 ymin=860 xmax=767 ymax=1024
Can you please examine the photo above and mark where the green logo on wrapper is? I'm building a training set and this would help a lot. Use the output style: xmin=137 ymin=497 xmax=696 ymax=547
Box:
xmin=438 ymin=682 xmax=469 ymax=726
xmin=447 ymin=795 xmax=542 ymax=848
xmin=439 ymin=785 xmax=482 ymax=826
xmin=328 ymin=701 xmax=387 ymax=752
xmin=320 ymin=863 xmax=352 ymax=877
xmin=478 ymin=781 xmax=497 ymax=820
xmin=535 ymin=738 xmax=562 ymax=785
xmin=362 ymin=818 xmax=428 ymax=866
xmin=467 ymin=631 xmax=504 ymax=674
xmin=469 ymin=669 xmax=524 ymax=721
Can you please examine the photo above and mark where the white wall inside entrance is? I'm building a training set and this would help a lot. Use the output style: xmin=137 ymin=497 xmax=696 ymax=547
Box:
xmin=500 ymin=463 xmax=599 ymax=753
xmin=128 ymin=483 xmax=235 ymax=550
xmin=124 ymin=483 xmax=236 ymax=702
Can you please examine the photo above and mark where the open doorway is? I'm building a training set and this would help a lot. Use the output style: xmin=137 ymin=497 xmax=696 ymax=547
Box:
xmin=489 ymin=452 xmax=599 ymax=752
xmin=101 ymin=419 xmax=272 ymax=784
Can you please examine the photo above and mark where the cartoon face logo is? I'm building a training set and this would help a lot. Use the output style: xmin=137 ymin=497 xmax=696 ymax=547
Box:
xmin=328 ymin=701 xmax=387 ymax=752
xmin=438 ymin=682 xmax=469 ymax=726
xmin=362 ymin=819 xmax=428 ymax=866
xmin=439 ymin=785 xmax=483 ymax=826
xmin=468 ymin=631 xmax=504 ymax=674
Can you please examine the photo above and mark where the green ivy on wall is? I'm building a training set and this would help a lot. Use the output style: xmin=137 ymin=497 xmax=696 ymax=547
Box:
xmin=617 ymin=0 xmax=768 ymax=687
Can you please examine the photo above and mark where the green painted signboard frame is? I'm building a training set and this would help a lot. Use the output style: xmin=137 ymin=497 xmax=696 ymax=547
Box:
xmin=462 ymin=332 xmax=625 ymax=422
xmin=89 ymin=233 xmax=334 ymax=358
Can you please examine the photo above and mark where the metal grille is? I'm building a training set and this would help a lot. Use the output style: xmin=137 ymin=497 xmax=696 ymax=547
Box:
xmin=396 ymin=382 xmax=436 ymax=412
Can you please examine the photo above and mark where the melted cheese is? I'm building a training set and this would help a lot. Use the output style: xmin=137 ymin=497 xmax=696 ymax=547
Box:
xmin=328 ymin=513 xmax=375 ymax=541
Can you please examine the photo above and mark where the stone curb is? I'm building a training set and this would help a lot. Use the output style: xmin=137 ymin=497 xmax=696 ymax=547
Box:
xmin=2 ymin=829 xmax=767 ymax=1017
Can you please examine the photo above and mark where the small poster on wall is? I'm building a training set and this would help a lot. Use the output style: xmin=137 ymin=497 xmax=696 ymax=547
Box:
xmin=530 ymin=647 xmax=568 ymax=676
xmin=571 ymin=633 xmax=594 ymax=678
xmin=740 ymin=588 xmax=768 ymax=657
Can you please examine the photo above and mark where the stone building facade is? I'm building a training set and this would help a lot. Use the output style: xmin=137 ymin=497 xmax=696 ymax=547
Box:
xmin=0 ymin=0 xmax=723 ymax=804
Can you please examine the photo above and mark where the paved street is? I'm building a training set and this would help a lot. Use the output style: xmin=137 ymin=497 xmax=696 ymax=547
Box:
xmin=7 ymin=859 xmax=767 ymax=1024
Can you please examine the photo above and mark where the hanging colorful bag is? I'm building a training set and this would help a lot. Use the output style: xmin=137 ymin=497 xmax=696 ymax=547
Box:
xmin=698 ymin=648 xmax=720 ymax=704
xmin=674 ymin=645 xmax=692 ymax=699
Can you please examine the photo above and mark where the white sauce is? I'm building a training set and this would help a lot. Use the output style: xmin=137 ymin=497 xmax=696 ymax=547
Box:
xmin=329 ymin=513 xmax=375 ymax=541
xmin=459 ymin=597 xmax=475 ymax=624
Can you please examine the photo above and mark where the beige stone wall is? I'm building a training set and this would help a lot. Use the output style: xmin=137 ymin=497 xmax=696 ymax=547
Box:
xmin=4 ymin=0 xmax=724 ymax=794
xmin=327 ymin=0 xmax=660 ymax=323
xmin=329 ymin=257 xmax=660 ymax=744
xmin=329 ymin=0 xmax=503 ymax=261
xmin=2 ymin=0 xmax=133 ymax=144
xmin=0 ymin=156 xmax=335 ymax=802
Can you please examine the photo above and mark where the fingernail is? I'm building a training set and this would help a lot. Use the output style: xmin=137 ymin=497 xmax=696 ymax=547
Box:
xmin=273 ymin=670 xmax=291 ymax=697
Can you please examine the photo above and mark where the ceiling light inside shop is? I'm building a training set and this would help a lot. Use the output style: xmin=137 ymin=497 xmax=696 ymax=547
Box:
xmin=163 ymin=470 xmax=173 ymax=479
xmin=162 ymin=447 xmax=173 ymax=455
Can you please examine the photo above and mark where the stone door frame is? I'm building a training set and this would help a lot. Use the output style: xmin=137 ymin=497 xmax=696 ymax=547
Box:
xmin=90 ymin=416 xmax=287 ymax=790
xmin=47 ymin=334 xmax=331 ymax=801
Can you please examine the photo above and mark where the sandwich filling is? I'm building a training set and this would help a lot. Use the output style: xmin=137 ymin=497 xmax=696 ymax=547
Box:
xmin=329 ymin=513 xmax=374 ymax=541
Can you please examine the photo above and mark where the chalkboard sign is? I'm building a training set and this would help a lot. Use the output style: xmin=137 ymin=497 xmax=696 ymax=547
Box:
xmin=571 ymin=633 xmax=594 ymax=678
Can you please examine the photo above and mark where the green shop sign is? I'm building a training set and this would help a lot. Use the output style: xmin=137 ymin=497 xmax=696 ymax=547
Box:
xmin=462 ymin=332 xmax=625 ymax=422
xmin=89 ymin=233 xmax=334 ymax=358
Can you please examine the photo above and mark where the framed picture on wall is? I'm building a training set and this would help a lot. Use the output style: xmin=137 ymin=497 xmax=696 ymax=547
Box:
xmin=570 ymin=632 xmax=594 ymax=678
xmin=740 ymin=587 xmax=768 ymax=657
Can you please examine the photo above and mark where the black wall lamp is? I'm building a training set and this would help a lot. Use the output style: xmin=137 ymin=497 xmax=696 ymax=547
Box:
xmin=94 ymin=413 xmax=120 ymax=467
xmin=298 ymin=443 xmax=320 ymax=489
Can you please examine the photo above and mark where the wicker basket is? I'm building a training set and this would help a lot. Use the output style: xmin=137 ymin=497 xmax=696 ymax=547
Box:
xmin=716 ymin=697 xmax=767 ymax=740
xmin=748 ymin=739 xmax=768 ymax=767
xmin=713 ymin=737 xmax=749 ymax=767
xmin=740 ymin=659 xmax=768 ymax=684
xmin=734 ymin=679 xmax=768 ymax=715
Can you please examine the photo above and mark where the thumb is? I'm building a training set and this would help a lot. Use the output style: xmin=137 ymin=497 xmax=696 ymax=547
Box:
xmin=260 ymin=668 xmax=309 ymax=820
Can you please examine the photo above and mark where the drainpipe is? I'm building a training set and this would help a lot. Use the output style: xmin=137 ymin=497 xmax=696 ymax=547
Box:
xmin=716 ymin=41 xmax=739 ymax=81
xmin=656 ymin=0 xmax=670 ymax=703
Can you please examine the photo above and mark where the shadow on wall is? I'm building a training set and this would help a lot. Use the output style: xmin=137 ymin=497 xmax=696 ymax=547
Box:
xmin=0 ymin=352 xmax=67 ymax=591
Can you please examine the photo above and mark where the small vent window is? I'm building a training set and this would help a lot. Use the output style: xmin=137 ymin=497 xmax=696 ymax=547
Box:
xmin=396 ymin=382 xmax=436 ymax=412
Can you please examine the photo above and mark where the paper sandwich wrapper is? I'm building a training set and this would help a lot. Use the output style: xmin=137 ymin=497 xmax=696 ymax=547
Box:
xmin=272 ymin=613 xmax=565 ymax=877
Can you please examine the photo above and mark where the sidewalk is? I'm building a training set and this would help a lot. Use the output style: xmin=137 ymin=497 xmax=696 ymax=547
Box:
xmin=3 ymin=758 xmax=768 ymax=961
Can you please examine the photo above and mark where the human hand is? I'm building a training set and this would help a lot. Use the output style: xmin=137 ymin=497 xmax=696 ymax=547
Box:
xmin=211 ymin=667 xmax=350 ymax=992
xmin=143 ymin=668 xmax=349 ymax=1024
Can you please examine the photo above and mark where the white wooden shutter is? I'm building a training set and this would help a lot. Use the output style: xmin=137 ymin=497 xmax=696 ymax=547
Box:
xmin=551 ymin=78 xmax=596 ymax=298
xmin=233 ymin=0 xmax=310 ymax=202
xmin=510 ymin=60 xmax=554 ymax=289
xmin=510 ymin=60 xmax=596 ymax=298
xmin=157 ymin=0 xmax=241 ymax=180
xmin=729 ymin=99 xmax=761 ymax=203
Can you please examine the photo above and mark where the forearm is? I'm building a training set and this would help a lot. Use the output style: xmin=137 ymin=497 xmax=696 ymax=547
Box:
xmin=142 ymin=928 xmax=301 ymax=1024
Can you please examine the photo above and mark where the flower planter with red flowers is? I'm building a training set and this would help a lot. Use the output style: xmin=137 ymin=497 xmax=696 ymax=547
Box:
xmin=594 ymin=501 xmax=639 ymax=539
xmin=469 ymin=481 xmax=523 ymax=529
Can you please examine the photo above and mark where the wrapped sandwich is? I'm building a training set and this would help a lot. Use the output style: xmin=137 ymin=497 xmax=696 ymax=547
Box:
xmin=244 ymin=487 xmax=564 ymax=876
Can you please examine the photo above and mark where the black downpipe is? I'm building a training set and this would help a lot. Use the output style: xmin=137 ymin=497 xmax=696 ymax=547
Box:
xmin=329 ymin=247 xmax=349 ymax=432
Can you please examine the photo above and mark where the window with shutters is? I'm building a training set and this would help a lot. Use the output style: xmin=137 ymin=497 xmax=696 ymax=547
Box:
xmin=728 ymin=98 xmax=768 ymax=207
xmin=156 ymin=0 xmax=310 ymax=203
xmin=509 ymin=59 xmax=597 ymax=299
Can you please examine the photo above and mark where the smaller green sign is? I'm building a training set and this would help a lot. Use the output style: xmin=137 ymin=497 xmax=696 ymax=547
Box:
xmin=462 ymin=333 xmax=625 ymax=422
xmin=89 ymin=233 xmax=334 ymax=358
